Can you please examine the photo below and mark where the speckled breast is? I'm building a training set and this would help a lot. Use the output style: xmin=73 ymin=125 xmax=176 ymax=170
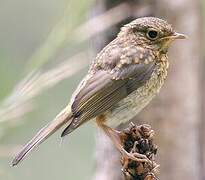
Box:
xmin=105 ymin=59 xmax=169 ymax=127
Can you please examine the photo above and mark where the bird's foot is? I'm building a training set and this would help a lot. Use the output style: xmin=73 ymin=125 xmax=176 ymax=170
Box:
xmin=96 ymin=116 xmax=154 ymax=169
xmin=121 ymin=148 xmax=152 ymax=164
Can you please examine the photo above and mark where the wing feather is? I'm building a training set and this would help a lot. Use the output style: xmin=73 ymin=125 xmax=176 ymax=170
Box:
xmin=61 ymin=62 xmax=155 ymax=136
xmin=61 ymin=44 xmax=157 ymax=136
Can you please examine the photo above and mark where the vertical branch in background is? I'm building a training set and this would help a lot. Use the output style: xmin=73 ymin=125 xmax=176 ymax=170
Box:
xmin=131 ymin=0 xmax=203 ymax=179
xmin=201 ymin=60 xmax=205 ymax=179
xmin=151 ymin=0 xmax=202 ymax=179
xmin=92 ymin=0 xmax=203 ymax=180
xmin=199 ymin=2 xmax=205 ymax=178
xmin=199 ymin=5 xmax=205 ymax=180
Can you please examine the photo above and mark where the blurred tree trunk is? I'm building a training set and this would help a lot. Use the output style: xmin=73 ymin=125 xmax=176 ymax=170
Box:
xmin=200 ymin=16 xmax=205 ymax=180
xmin=201 ymin=72 xmax=205 ymax=179
xmin=200 ymin=64 xmax=205 ymax=178
xmin=91 ymin=0 xmax=203 ymax=180
xmin=149 ymin=1 xmax=203 ymax=180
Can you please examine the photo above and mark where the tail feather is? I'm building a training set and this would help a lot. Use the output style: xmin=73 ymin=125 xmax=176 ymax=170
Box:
xmin=11 ymin=105 xmax=73 ymax=166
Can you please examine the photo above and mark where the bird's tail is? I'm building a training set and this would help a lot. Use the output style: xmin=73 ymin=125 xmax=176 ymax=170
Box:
xmin=11 ymin=105 xmax=73 ymax=166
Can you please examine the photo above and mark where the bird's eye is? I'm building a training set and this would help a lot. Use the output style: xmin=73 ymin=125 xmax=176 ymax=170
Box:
xmin=146 ymin=29 xmax=159 ymax=40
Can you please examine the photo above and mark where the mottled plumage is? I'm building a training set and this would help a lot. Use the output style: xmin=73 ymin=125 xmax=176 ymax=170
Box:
xmin=61 ymin=17 xmax=174 ymax=135
xmin=12 ymin=17 xmax=186 ymax=166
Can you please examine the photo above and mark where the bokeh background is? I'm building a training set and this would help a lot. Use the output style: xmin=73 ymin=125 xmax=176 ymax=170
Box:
xmin=0 ymin=0 xmax=204 ymax=180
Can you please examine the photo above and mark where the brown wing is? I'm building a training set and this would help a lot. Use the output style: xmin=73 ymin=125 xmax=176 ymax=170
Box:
xmin=61 ymin=42 xmax=157 ymax=136
xmin=61 ymin=63 xmax=155 ymax=136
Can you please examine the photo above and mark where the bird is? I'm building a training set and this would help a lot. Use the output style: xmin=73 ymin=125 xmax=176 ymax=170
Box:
xmin=11 ymin=17 xmax=186 ymax=166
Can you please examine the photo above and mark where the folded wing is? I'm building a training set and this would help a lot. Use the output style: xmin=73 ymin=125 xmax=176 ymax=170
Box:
xmin=61 ymin=62 xmax=155 ymax=136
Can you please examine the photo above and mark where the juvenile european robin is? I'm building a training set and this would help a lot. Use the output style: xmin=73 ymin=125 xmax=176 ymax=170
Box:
xmin=12 ymin=17 xmax=186 ymax=166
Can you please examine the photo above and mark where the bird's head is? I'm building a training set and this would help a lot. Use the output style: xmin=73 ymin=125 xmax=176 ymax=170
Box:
xmin=119 ymin=17 xmax=187 ymax=53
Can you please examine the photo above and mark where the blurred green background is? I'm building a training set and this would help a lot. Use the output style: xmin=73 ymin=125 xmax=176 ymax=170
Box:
xmin=0 ymin=0 xmax=96 ymax=180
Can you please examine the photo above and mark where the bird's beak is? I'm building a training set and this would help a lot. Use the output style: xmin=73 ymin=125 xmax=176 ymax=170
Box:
xmin=159 ymin=32 xmax=187 ymax=53
xmin=170 ymin=32 xmax=188 ymax=40
xmin=160 ymin=32 xmax=187 ymax=41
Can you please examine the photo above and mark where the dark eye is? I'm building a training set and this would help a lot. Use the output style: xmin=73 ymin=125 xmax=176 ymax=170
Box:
xmin=146 ymin=29 xmax=159 ymax=40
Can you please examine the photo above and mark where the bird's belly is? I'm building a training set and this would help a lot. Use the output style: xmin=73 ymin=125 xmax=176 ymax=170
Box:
xmin=104 ymin=89 xmax=155 ymax=127
xmin=104 ymin=70 xmax=166 ymax=127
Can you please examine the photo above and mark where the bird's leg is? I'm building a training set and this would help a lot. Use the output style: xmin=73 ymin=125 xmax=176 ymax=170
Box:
xmin=96 ymin=115 xmax=151 ymax=164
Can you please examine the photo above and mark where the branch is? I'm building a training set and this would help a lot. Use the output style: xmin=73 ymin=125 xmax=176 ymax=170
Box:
xmin=120 ymin=123 xmax=159 ymax=180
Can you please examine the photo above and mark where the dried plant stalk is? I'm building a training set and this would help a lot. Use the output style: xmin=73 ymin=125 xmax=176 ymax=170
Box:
xmin=119 ymin=123 xmax=159 ymax=180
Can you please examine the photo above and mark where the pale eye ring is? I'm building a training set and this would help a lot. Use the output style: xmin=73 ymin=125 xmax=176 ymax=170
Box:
xmin=146 ymin=29 xmax=159 ymax=40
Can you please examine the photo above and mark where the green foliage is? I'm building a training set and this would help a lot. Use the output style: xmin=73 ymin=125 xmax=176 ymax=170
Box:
xmin=0 ymin=0 xmax=95 ymax=179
